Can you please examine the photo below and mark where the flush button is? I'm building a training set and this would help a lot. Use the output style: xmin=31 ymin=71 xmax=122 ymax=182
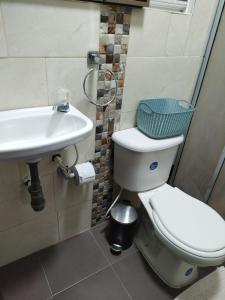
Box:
xmin=185 ymin=268 xmax=193 ymax=276
xmin=149 ymin=162 xmax=158 ymax=170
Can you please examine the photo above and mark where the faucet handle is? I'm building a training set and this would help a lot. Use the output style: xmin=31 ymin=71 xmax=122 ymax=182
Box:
xmin=60 ymin=100 xmax=70 ymax=111
xmin=53 ymin=89 xmax=71 ymax=112
xmin=53 ymin=100 xmax=70 ymax=113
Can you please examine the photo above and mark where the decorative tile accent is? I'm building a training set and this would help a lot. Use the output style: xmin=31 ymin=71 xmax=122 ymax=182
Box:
xmin=100 ymin=23 xmax=108 ymax=34
xmin=92 ymin=5 xmax=132 ymax=226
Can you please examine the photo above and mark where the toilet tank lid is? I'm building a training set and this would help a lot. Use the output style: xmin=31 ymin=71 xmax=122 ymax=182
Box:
xmin=112 ymin=128 xmax=184 ymax=152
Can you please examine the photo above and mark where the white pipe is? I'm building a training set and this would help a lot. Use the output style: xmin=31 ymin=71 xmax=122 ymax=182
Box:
xmin=105 ymin=188 xmax=123 ymax=218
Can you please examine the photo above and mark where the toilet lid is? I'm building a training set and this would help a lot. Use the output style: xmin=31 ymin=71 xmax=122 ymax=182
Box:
xmin=150 ymin=188 xmax=225 ymax=252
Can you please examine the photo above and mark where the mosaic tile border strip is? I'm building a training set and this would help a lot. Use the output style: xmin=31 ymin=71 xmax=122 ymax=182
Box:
xmin=91 ymin=5 xmax=132 ymax=226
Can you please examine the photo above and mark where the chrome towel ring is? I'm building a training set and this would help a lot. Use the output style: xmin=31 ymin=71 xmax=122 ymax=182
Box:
xmin=83 ymin=51 xmax=118 ymax=108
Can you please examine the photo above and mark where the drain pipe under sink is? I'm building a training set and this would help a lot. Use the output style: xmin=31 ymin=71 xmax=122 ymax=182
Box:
xmin=24 ymin=161 xmax=45 ymax=211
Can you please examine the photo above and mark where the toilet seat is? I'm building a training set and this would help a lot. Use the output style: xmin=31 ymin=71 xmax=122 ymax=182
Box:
xmin=153 ymin=210 xmax=225 ymax=263
xmin=139 ymin=185 xmax=225 ymax=266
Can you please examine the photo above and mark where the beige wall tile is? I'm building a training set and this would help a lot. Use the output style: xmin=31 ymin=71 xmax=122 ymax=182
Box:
xmin=128 ymin=8 xmax=171 ymax=57
xmin=122 ymin=56 xmax=201 ymax=112
xmin=54 ymin=171 xmax=93 ymax=210
xmin=46 ymin=58 xmax=96 ymax=118
xmin=18 ymin=156 xmax=57 ymax=178
xmin=0 ymin=58 xmax=48 ymax=110
xmin=0 ymin=160 xmax=20 ymax=187
xmin=58 ymin=200 xmax=92 ymax=240
xmin=119 ymin=111 xmax=137 ymax=130
xmin=0 ymin=7 xmax=7 ymax=57
xmin=0 ymin=161 xmax=21 ymax=205
xmin=185 ymin=0 xmax=219 ymax=56
xmin=166 ymin=13 xmax=191 ymax=56
xmin=2 ymin=0 xmax=99 ymax=57
xmin=0 ymin=212 xmax=59 ymax=266
xmin=0 ymin=174 xmax=55 ymax=231
xmin=76 ymin=117 xmax=96 ymax=163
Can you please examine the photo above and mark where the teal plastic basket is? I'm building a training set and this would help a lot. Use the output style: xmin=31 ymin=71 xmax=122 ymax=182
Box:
xmin=137 ymin=98 xmax=195 ymax=139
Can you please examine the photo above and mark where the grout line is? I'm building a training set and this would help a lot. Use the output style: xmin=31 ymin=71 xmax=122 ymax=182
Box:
xmin=110 ymin=247 xmax=139 ymax=266
xmin=164 ymin=12 xmax=173 ymax=57
xmin=111 ymin=265 xmax=133 ymax=300
xmin=91 ymin=219 xmax=108 ymax=230
xmin=89 ymin=222 xmax=134 ymax=300
xmin=52 ymin=264 xmax=110 ymax=297
xmin=0 ymin=210 xmax=57 ymax=234
xmin=183 ymin=11 xmax=193 ymax=56
xmin=89 ymin=225 xmax=139 ymax=265
xmin=52 ymin=173 xmax=61 ymax=242
xmin=0 ymin=3 xmax=9 ymax=57
xmin=126 ymin=55 xmax=202 ymax=59
xmin=0 ymin=56 xmax=87 ymax=59
xmin=44 ymin=58 xmax=50 ymax=106
xmin=89 ymin=228 xmax=112 ymax=266
xmin=0 ymin=55 xmax=203 ymax=60
xmin=50 ymin=171 xmax=58 ymax=212
xmin=39 ymin=257 xmax=54 ymax=297
xmin=56 ymin=212 xmax=61 ymax=242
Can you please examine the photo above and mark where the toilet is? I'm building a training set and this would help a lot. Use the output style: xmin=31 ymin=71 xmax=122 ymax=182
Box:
xmin=112 ymin=127 xmax=225 ymax=288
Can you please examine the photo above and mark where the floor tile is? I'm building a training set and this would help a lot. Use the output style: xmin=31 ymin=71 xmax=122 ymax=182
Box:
xmin=53 ymin=267 xmax=131 ymax=300
xmin=91 ymin=221 xmax=137 ymax=264
xmin=0 ymin=255 xmax=51 ymax=300
xmin=39 ymin=231 xmax=109 ymax=294
xmin=113 ymin=252 xmax=178 ymax=300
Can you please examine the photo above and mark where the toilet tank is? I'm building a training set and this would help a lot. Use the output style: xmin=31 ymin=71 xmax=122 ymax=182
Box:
xmin=112 ymin=128 xmax=183 ymax=192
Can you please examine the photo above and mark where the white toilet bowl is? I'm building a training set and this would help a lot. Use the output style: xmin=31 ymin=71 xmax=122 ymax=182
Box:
xmin=112 ymin=128 xmax=225 ymax=288
xmin=135 ymin=184 xmax=225 ymax=287
xmin=140 ymin=184 xmax=225 ymax=266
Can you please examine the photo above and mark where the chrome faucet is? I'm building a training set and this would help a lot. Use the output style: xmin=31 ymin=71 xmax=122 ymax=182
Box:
xmin=53 ymin=101 xmax=70 ymax=113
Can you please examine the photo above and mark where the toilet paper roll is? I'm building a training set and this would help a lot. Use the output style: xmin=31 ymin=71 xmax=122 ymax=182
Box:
xmin=74 ymin=162 xmax=95 ymax=185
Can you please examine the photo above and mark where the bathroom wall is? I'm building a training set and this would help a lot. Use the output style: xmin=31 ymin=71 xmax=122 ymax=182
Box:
xmin=92 ymin=0 xmax=219 ymax=224
xmin=0 ymin=0 xmax=99 ymax=266
xmin=92 ymin=5 xmax=132 ymax=225
xmin=174 ymin=7 xmax=225 ymax=216
xmin=0 ymin=0 xmax=218 ymax=266
xmin=119 ymin=0 xmax=219 ymax=130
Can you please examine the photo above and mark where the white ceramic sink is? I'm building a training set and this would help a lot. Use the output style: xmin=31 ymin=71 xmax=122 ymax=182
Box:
xmin=0 ymin=105 xmax=93 ymax=160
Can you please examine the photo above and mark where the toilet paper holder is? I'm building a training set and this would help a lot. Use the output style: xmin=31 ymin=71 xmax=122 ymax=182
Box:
xmin=52 ymin=147 xmax=96 ymax=185
xmin=56 ymin=160 xmax=96 ymax=185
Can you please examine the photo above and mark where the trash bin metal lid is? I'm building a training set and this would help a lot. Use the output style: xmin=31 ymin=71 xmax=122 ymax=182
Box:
xmin=110 ymin=203 xmax=138 ymax=224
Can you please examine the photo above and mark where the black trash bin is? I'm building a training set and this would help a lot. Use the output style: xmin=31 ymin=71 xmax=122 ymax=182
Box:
xmin=107 ymin=200 xmax=138 ymax=255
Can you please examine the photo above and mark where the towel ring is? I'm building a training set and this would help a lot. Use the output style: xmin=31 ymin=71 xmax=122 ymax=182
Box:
xmin=83 ymin=67 xmax=118 ymax=108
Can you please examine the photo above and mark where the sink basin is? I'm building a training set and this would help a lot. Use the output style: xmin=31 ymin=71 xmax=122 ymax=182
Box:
xmin=0 ymin=105 xmax=93 ymax=160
